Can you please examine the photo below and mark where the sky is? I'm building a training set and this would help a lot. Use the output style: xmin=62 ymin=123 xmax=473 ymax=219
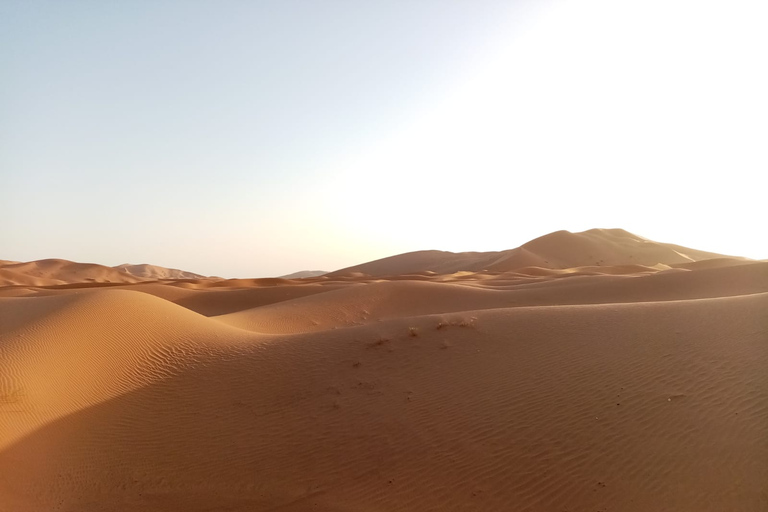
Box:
xmin=1 ymin=0 xmax=766 ymax=277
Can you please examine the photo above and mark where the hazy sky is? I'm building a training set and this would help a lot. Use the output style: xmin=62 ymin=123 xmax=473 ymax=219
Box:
xmin=2 ymin=0 xmax=766 ymax=277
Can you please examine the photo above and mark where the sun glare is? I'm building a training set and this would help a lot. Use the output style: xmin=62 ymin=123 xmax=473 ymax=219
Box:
xmin=318 ymin=0 xmax=767 ymax=260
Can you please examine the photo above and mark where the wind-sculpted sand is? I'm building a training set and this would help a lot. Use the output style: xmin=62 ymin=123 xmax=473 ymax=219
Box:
xmin=1 ymin=230 xmax=766 ymax=511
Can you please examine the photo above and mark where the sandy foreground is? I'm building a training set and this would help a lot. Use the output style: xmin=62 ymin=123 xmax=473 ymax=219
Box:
xmin=1 ymin=231 xmax=767 ymax=511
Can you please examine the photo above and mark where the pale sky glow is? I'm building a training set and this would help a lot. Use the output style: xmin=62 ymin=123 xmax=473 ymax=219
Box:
xmin=2 ymin=1 xmax=766 ymax=277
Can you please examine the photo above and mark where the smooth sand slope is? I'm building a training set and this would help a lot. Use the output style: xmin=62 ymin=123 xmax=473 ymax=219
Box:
xmin=1 ymin=229 xmax=766 ymax=511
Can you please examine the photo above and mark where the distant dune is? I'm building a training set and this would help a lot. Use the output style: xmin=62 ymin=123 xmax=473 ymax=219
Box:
xmin=115 ymin=263 xmax=206 ymax=280
xmin=0 ymin=259 xmax=146 ymax=287
xmin=278 ymin=270 xmax=329 ymax=279
xmin=0 ymin=228 xmax=765 ymax=511
xmin=328 ymin=228 xmax=745 ymax=277
xmin=1 ymin=229 xmax=744 ymax=287
xmin=0 ymin=259 xmax=205 ymax=287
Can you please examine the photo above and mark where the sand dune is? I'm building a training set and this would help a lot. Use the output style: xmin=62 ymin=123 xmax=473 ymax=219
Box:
xmin=215 ymin=261 xmax=768 ymax=334
xmin=0 ymin=268 xmax=62 ymax=288
xmin=0 ymin=259 xmax=206 ymax=287
xmin=279 ymin=270 xmax=329 ymax=279
xmin=1 ymin=230 xmax=766 ymax=511
xmin=0 ymin=230 xmax=746 ymax=288
xmin=0 ymin=259 xmax=144 ymax=287
xmin=164 ymin=283 xmax=348 ymax=316
xmin=115 ymin=263 xmax=206 ymax=280
xmin=328 ymin=228 xmax=745 ymax=277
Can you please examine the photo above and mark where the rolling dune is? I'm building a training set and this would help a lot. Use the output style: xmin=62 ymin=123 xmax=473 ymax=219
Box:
xmin=1 ymin=230 xmax=766 ymax=511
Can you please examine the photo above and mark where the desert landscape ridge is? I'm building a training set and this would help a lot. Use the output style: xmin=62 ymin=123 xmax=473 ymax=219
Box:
xmin=1 ymin=228 xmax=766 ymax=511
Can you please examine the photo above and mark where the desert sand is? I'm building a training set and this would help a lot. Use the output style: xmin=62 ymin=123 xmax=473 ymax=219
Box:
xmin=0 ymin=229 xmax=766 ymax=511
